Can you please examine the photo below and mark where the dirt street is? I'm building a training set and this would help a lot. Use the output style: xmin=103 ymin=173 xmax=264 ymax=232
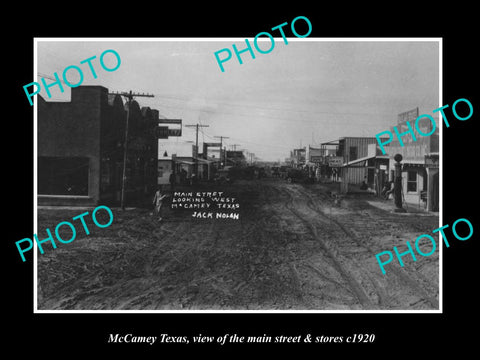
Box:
xmin=37 ymin=178 xmax=439 ymax=310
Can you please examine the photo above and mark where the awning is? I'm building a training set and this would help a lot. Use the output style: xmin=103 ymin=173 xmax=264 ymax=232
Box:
xmin=400 ymin=160 xmax=425 ymax=165
xmin=402 ymin=162 xmax=425 ymax=167
xmin=342 ymin=155 xmax=374 ymax=167
xmin=320 ymin=139 xmax=340 ymax=146
xmin=196 ymin=158 xmax=215 ymax=164
xmin=342 ymin=154 xmax=389 ymax=167
xmin=175 ymin=158 xmax=215 ymax=165
xmin=176 ymin=160 xmax=195 ymax=165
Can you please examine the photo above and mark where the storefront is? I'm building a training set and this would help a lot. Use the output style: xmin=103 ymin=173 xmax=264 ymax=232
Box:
xmin=340 ymin=154 xmax=389 ymax=194
xmin=397 ymin=161 xmax=428 ymax=208
xmin=385 ymin=107 xmax=440 ymax=212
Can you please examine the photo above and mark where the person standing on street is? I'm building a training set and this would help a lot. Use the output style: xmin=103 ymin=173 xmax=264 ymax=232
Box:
xmin=383 ymin=180 xmax=394 ymax=200
xmin=315 ymin=166 xmax=321 ymax=183
xmin=152 ymin=185 xmax=166 ymax=221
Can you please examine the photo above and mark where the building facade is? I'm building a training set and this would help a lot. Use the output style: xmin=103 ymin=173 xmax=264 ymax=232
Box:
xmin=288 ymin=148 xmax=306 ymax=167
xmin=386 ymin=114 xmax=439 ymax=211
xmin=314 ymin=140 xmax=341 ymax=182
xmin=226 ymin=150 xmax=247 ymax=167
xmin=38 ymin=86 xmax=159 ymax=206
xmin=336 ymin=137 xmax=387 ymax=192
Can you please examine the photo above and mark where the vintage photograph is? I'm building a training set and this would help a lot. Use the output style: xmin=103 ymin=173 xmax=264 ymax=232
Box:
xmin=35 ymin=39 xmax=440 ymax=311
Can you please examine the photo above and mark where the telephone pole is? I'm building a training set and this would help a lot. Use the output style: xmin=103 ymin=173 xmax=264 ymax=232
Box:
xmin=214 ymin=136 xmax=229 ymax=168
xmin=109 ymin=90 xmax=154 ymax=210
xmin=185 ymin=123 xmax=209 ymax=177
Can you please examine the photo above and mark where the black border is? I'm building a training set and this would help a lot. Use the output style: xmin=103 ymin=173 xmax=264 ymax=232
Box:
xmin=6 ymin=6 xmax=478 ymax=355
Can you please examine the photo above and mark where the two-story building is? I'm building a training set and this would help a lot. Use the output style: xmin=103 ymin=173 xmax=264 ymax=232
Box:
xmin=38 ymin=86 xmax=159 ymax=206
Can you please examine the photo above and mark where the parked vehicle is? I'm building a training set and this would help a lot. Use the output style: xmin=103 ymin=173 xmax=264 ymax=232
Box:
xmin=279 ymin=166 xmax=289 ymax=179
xmin=271 ymin=166 xmax=280 ymax=178
xmin=214 ymin=168 xmax=233 ymax=184
xmin=285 ymin=168 xmax=308 ymax=183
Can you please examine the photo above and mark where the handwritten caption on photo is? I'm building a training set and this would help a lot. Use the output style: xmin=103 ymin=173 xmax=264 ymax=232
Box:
xmin=171 ymin=191 xmax=240 ymax=220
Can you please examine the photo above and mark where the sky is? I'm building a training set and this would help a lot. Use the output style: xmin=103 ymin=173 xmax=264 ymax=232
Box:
xmin=36 ymin=39 xmax=440 ymax=161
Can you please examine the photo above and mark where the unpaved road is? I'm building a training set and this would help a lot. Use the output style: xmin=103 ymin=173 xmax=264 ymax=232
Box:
xmin=37 ymin=178 xmax=439 ymax=310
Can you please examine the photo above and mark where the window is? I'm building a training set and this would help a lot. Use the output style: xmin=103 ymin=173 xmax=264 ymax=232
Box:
xmin=38 ymin=156 xmax=89 ymax=196
xmin=407 ymin=170 xmax=417 ymax=192
xmin=349 ymin=146 xmax=358 ymax=161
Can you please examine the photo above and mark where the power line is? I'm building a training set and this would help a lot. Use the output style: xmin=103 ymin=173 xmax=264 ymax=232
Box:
xmin=144 ymin=92 xmax=403 ymax=117
xmin=37 ymin=73 xmax=68 ymax=85
xmin=147 ymin=92 xmax=403 ymax=112
xmin=140 ymin=100 xmax=399 ymax=125
xmin=184 ymin=126 xmax=292 ymax=152
xmin=142 ymin=93 xmax=441 ymax=130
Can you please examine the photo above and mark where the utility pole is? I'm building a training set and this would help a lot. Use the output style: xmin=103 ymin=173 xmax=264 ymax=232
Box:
xmin=393 ymin=153 xmax=406 ymax=213
xmin=214 ymin=136 xmax=229 ymax=168
xmin=185 ymin=123 xmax=209 ymax=177
xmin=109 ymin=90 xmax=154 ymax=210
xmin=230 ymin=144 xmax=241 ymax=151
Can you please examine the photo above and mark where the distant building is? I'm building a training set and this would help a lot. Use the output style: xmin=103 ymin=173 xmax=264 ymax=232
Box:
xmin=226 ymin=150 xmax=247 ymax=167
xmin=157 ymin=142 xmax=193 ymax=186
xmin=306 ymin=145 xmax=323 ymax=165
xmin=289 ymin=147 xmax=306 ymax=167
xmin=38 ymin=86 xmax=159 ymax=206
xmin=315 ymin=140 xmax=341 ymax=181
xmin=158 ymin=140 xmax=219 ymax=185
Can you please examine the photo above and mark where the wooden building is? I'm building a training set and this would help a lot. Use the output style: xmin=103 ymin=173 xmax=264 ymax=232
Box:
xmin=335 ymin=137 xmax=389 ymax=193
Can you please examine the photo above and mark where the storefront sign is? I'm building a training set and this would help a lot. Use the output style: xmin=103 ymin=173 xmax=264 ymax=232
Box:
xmin=168 ymin=129 xmax=182 ymax=137
xmin=398 ymin=108 xmax=419 ymax=124
xmin=158 ymin=119 xmax=182 ymax=124
xmin=156 ymin=126 xmax=169 ymax=139
xmin=376 ymin=98 xmax=473 ymax=155
xmin=328 ymin=157 xmax=343 ymax=167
